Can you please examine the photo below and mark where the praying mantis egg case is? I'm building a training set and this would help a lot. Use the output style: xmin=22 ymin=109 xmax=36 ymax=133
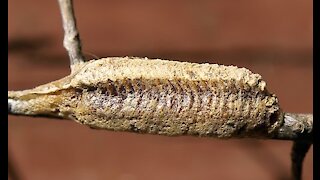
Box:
xmin=8 ymin=57 xmax=284 ymax=138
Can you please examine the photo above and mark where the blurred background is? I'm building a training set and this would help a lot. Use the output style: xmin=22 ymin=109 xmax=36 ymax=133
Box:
xmin=8 ymin=0 xmax=313 ymax=180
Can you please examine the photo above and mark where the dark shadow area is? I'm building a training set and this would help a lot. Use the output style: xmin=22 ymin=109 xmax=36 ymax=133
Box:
xmin=9 ymin=36 xmax=312 ymax=68
xmin=9 ymin=36 xmax=68 ymax=66
xmin=9 ymin=36 xmax=51 ymax=53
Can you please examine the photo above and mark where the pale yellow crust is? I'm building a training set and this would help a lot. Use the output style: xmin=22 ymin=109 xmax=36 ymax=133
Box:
xmin=8 ymin=57 xmax=283 ymax=138
xmin=9 ymin=57 xmax=266 ymax=96
xmin=70 ymin=57 xmax=266 ymax=91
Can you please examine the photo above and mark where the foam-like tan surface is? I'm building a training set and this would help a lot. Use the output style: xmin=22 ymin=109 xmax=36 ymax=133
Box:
xmin=9 ymin=57 xmax=266 ymax=96
xmin=70 ymin=57 xmax=266 ymax=90
xmin=8 ymin=57 xmax=283 ymax=138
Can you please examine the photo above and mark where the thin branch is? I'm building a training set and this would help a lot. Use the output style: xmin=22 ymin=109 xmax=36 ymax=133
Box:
xmin=291 ymin=141 xmax=312 ymax=180
xmin=273 ymin=113 xmax=313 ymax=143
xmin=57 ymin=0 xmax=85 ymax=71
xmin=8 ymin=1 xmax=313 ymax=179
xmin=8 ymin=97 xmax=313 ymax=142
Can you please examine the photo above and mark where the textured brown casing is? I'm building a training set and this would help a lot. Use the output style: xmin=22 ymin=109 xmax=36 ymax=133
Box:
xmin=8 ymin=57 xmax=283 ymax=138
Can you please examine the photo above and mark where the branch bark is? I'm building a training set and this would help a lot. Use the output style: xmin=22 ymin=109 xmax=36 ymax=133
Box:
xmin=8 ymin=1 xmax=313 ymax=180
xmin=291 ymin=141 xmax=312 ymax=180
xmin=273 ymin=113 xmax=313 ymax=142
xmin=58 ymin=0 xmax=85 ymax=71
xmin=8 ymin=96 xmax=313 ymax=142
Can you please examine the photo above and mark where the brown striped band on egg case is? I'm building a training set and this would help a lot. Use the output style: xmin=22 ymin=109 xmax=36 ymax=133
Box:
xmin=8 ymin=57 xmax=283 ymax=138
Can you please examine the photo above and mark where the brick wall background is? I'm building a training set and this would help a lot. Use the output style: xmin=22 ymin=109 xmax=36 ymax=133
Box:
xmin=8 ymin=0 xmax=312 ymax=179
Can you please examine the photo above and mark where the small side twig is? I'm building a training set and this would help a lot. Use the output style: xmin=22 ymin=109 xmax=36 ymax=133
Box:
xmin=273 ymin=113 xmax=313 ymax=180
xmin=291 ymin=141 xmax=312 ymax=180
xmin=8 ymin=1 xmax=313 ymax=180
xmin=57 ymin=0 xmax=85 ymax=71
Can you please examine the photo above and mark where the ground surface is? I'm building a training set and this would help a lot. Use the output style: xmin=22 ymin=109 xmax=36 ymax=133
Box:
xmin=8 ymin=0 xmax=312 ymax=180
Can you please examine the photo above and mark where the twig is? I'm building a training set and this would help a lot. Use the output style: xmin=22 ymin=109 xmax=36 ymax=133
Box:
xmin=8 ymin=102 xmax=313 ymax=142
xmin=291 ymin=141 xmax=312 ymax=180
xmin=8 ymin=1 xmax=313 ymax=179
xmin=8 ymin=0 xmax=313 ymax=142
xmin=273 ymin=113 xmax=313 ymax=142
xmin=58 ymin=0 xmax=85 ymax=71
